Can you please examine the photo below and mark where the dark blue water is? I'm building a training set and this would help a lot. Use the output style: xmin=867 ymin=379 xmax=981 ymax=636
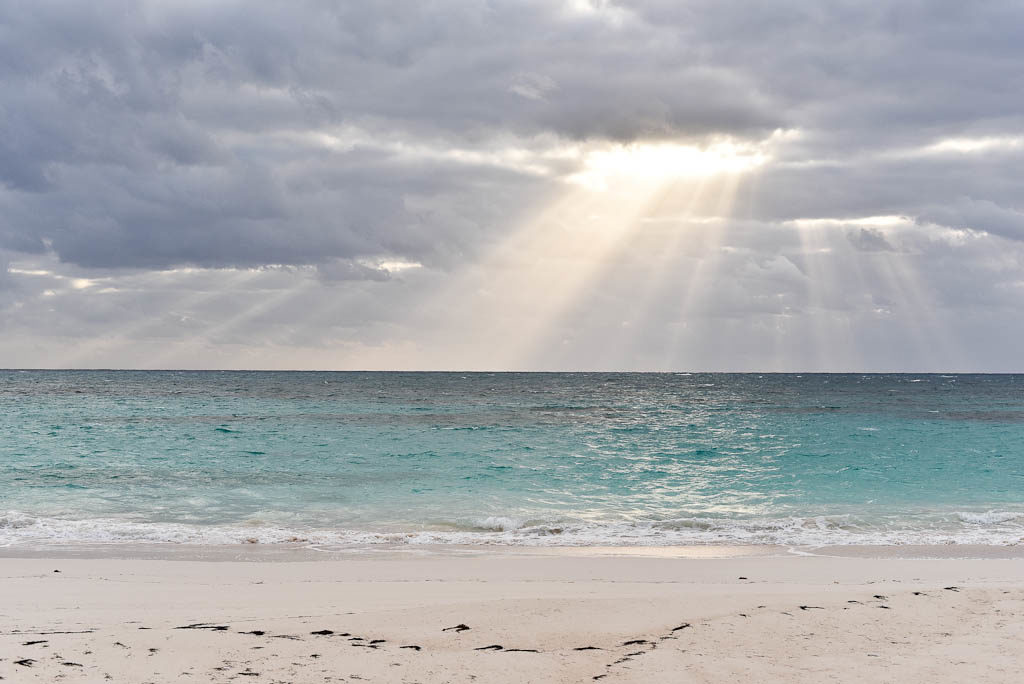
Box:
xmin=1 ymin=371 xmax=1022 ymax=547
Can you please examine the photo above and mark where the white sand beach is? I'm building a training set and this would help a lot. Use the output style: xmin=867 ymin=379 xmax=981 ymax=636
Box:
xmin=2 ymin=546 xmax=1022 ymax=683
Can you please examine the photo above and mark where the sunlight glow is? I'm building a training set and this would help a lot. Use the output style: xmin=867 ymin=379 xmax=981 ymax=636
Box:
xmin=923 ymin=135 xmax=1024 ymax=154
xmin=787 ymin=215 xmax=910 ymax=230
xmin=368 ymin=259 xmax=423 ymax=273
xmin=568 ymin=141 xmax=768 ymax=191
xmin=407 ymin=136 xmax=774 ymax=369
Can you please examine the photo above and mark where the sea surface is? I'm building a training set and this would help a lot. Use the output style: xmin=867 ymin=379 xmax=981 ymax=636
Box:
xmin=1 ymin=371 xmax=1023 ymax=549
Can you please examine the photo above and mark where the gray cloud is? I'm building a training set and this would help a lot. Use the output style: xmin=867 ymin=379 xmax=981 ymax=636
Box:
xmin=847 ymin=228 xmax=896 ymax=252
xmin=4 ymin=1 xmax=1024 ymax=264
xmin=0 ymin=0 xmax=781 ymax=271
xmin=918 ymin=198 xmax=1024 ymax=242
xmin=2 ymin=1 xmax=1024 ymax=369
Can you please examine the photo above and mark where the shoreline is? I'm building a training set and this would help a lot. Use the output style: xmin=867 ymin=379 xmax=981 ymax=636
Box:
xmin=2 ymin=540 xmax=1024 ymax=562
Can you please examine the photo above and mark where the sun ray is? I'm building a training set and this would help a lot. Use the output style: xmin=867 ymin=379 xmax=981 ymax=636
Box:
xmin=793 ymin=222 xmax=854 ymax=371
xmin=870 ymin=247 xmax=959 ymax=370
xmin=658 ymin=170 xmax=747 ymax=369
xmin=507 ymin=178 xmax=688 ymax=368
xmin=416 ymin=140 xmax=769 ymax=369
xmin=144 ymin=278 xmax=320 ymax=369
xmin=56 ymin=268 xmax=263 ymax=368
xmin=584 ymin=176 xmax=715 ymax=369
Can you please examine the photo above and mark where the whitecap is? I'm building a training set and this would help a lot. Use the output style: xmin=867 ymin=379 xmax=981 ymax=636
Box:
xmin=956 ymin=511 xmax=1023 ymax=525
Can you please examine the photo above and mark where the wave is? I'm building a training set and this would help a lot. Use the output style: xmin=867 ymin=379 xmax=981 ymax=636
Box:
xmin=2 ymin=510 xmax=1023 ymax=549
xmin=956 ymin=510 xmax=1023 ymax=525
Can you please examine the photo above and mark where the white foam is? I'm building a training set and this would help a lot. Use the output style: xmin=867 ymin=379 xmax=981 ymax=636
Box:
xmin=472 ymin=516 xmax=526 ymax=531
xmin=2 ymin=510 xmax=1023 ymax=549
xmin=956 ymin=510 xmax=1023 ymax=525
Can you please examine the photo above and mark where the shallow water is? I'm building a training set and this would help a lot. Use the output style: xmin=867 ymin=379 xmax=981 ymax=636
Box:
xmin=2 ymin=371 xmax=1022 ymax=547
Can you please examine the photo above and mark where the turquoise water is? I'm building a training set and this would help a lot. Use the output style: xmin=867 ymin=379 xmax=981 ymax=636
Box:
xmin=1 ymin=371 xmax=1023 ymax=547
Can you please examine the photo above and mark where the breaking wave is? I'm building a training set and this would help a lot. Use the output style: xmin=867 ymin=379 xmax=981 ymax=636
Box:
xmin=2 ymin=509 xmax=1023 ymax=549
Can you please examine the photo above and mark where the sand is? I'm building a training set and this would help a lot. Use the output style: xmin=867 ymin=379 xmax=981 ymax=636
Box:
xmin=1 ymin=546 xmax=1022 ymax=683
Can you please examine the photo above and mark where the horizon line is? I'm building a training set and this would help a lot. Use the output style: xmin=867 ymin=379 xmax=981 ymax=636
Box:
xmin=2 ymin=368 xmax=1021 ymax=375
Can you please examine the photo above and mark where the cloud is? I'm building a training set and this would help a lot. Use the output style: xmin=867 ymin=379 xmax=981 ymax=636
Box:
xmin=0 ymin=0 xmax=782 ymax=272
xmin=5 ymin=1 xmax=1023 ymax=268
xmin=2 ymin=1 xmax=1024 ymax=369
xmin=918 ymin=198 xmax=1024 ymax=242
xmin=847 ymin=228 xmax=896 ymax=252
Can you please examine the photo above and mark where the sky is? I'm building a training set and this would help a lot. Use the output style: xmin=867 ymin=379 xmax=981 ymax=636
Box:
xmin=2 ymin=0 xmax=1024 ymax=371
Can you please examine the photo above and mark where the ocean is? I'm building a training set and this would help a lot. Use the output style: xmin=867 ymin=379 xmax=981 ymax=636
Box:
xmin=1 ymin=371 xmax=1022 ymax=549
